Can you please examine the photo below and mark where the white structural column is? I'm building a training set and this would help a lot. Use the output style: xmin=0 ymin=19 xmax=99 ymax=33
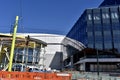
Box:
xmin=0 ymin=42 xmax=2 ymax=53
xmin=80 ymin=63 xmax=85 ymax=71
xmin=39 ymin=46 xmax=45 ymax=69
xmin=70 ymin=55 xmax=73 ymax=70
xmin=32 ymin=42 xmax=36 ymax=64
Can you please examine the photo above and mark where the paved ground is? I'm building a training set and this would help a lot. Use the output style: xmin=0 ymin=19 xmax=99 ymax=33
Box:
xmin=64 ymin=71 xmax=120 ymax=80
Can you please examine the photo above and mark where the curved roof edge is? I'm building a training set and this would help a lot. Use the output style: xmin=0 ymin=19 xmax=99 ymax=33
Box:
xmin=62 ymin=37 xmax=86 ymax=51
xmin=16 ymin=33 xmax=65 ymax=37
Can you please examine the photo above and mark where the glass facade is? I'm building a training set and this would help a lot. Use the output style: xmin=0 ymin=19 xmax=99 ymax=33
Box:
xmin=14 ymin=47 xmax=40 ymax=64
xmin=67 ymin=11 xmax=87 ymax=45
xmin=67 ymin=6 xmax=120 ymax=53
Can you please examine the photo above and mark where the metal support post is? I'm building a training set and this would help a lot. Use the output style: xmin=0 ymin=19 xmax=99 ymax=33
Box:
xmin=8 ymin=16 xmax=19 ymax=71
xmin=96 ymin=49 xmax=99 ymax=79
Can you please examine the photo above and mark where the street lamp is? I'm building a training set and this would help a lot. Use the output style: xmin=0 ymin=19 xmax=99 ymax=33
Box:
xmin=96 ymin=49 xmax=99 ymax=79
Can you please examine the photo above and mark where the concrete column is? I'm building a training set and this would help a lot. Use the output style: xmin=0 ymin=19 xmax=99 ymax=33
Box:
xmin=80 ymin=63 xmax=85 ymax=71
xmin=39 ymin=44 xmax=45 ymax=69
xmin=70 ymin=55 xmax=73 ymax=70
xmin=32 ymin=42 xmax=36 ymax=64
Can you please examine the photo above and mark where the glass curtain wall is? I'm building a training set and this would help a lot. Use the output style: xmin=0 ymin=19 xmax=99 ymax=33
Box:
xmin=87 ymin=6 xmax=120 ymax=51
xmin=87 ymin=9 xmax=94 ymax=48
xmin=110 ymin=6 xmax=120 ymax=52
xmin=93 ymin=9 xmax=103 ymax=50
xmin=67 ymin=6 xmax=120 ymax=53
xmin=14 ymin=47 xmax=40 ymax=64
xmin=102 ymin=7 xmax=113 ymax=50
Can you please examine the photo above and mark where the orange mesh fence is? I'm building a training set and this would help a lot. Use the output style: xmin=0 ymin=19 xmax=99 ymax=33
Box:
xmin=56 ymin=73 xmax=72 ymax=80
xmin=0 ymin=71 xmax=71 ymax=80
xmin=32 ymin=72 xmax=45 ymax=80
xmin=44 ymin=73 xmax=55 ymax=79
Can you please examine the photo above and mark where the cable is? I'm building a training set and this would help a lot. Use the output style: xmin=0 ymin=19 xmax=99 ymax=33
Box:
xmin=9 ymin=0 xmax=24 ymax=34
xmin=19 ymin=0 xmax=24 ymax=33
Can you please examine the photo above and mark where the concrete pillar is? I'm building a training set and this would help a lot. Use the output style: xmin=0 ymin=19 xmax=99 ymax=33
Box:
xmin=80 ymin=63 xmax=85 ymax=71
xmin=39 ymin=44 xmax=45 ymax=69
xmin=32 ymin=42 xmax=36 ymax=64
xmin=70 ymin=55 xmax=73 ymax=70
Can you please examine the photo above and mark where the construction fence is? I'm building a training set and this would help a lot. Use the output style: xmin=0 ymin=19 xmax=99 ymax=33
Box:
xmin=0 ymin=71 xmax=71 ymax=80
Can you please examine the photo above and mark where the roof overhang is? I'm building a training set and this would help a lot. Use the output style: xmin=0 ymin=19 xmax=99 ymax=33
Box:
xmin=28 ymin=37 xmax=47 ymax=46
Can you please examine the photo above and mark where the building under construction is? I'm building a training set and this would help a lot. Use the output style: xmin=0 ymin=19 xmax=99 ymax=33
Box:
xmin=0 ymin=33 xmax=47 ymax=71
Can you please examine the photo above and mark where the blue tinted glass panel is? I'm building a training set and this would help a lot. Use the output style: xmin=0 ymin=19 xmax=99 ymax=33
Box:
xmin=95 ymin=43 xmax=103 ymax=49
xmin=28 ymin=56 xmax=33 ymax=62
xmin=28 ymin=48 xmax=33 ymax=55
xmin=17 ymin=48 xmax=24 ymax=55
xmin=88 ymin=43 xmax=94 ymax=48
xmin=17 ymin=54 xmax=23 ymax=62
xmin=104 ymin=31 xmax=111 ymax=36
xmin=95 ymin=31 xmax=102 ymax=36
xmin=87 ymin=32 xmax=93 ymax=36
xmin=114 ymin=43 xmax=120 ymax=52
xmin=102 ymin=8 xmax=110 ymax=25
xmin=104 ymin=43 xmax=112 ymax=49
xmin=87 ymin=26 xmax=93 ymax=31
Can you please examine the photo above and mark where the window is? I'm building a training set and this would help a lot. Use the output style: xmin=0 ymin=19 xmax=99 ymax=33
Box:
xmin=93 ymin=11 xmax=100 ymax=21
xmin=104 ymin=43 xmax=112 ymax=49
xmin=95 ymin=35 xmax=102 ymax=40
xmin=113 ymin=30 xmax=120 ymax=35
xmin=102 ymin=13 xmax=109 ymax=19
xmin=114 ymin=43 xmax=119 ymax=49
xmin=104 ymin=31 xmax=111 ymax=36
xmin=88 ymin=14 xmax=92 ymax=20
xmin=28 ymin=56 xmax=33 ymax=62
xmin=87 ymin=32 xmax=93 ymax=36
xmin=17 ymin=54 xmax=23 ymax=62
xmin=95 ymin=43 xmax=103 ymax=49
xmin=111 ymin=12 xmax=118 ymax=19
xmin=87 ymin=26 xmax=93 ymax=31
xmin=95 ymin=31 xmax=102 ymax=36
xmin=93 ymin=15 xmax=100 ymax=20
xmin=88 ymin=43 xmax=94 ymax=48
xmin=28 ymin=48 xmax=33 ymax=56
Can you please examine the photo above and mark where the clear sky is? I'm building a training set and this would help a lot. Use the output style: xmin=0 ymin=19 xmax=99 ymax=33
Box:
xmin=0 ymin=0 xmax=103 ymax=35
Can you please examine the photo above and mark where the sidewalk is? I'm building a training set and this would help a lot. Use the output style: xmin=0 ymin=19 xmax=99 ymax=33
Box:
xmin=65 ymin=71 xmax=120 ymax=80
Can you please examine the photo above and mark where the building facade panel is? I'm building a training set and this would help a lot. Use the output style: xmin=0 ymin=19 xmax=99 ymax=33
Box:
xmin=67 ymin=6 xmax=120 ymax=53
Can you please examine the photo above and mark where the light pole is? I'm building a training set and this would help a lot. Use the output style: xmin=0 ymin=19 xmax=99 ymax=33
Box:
xmin=96 ymin=49 xmax=99 ymax=79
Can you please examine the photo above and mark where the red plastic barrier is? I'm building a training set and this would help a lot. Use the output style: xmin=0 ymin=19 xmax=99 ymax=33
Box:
xmin=0 ymin=71 xmax=71 ymax=80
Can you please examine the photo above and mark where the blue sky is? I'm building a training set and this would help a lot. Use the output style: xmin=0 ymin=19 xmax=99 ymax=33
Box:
xmin=0 ymin=0 xmax=103 ymax=35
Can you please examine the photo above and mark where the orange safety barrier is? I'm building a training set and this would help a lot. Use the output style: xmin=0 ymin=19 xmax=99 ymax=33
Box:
xmin=56 ymin=73 xmax=72 ymax=80
xmin=0 ymin=71 xmax=72 ymax=80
